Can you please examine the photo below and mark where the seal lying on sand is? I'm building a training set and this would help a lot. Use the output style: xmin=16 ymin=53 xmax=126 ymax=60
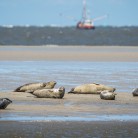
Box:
xmin=33 ymin=87 xmax=65 ymax=99
xmin=14 ymin=81 xmax=57 ymax=93
xmin=100 ymin=91 xmax=116 ymax=100
xmin=68 ymin=83 xmax=116 ymax=94
xmin=132 ymin=88 xmax=138 ymax=96
xmin=0 ymin=98 xmax=12 ymax=109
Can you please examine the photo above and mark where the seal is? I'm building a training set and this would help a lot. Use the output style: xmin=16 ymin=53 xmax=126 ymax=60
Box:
xmin=14 ymin=81 xmax=57 ymax=93
xmin=33 ymin=87 xmax=65 ymax=99
xmin=100 ymin=90 xmax=116 ymax=100
xmin=132 ymin=88 xmax=138 ymax=96
xmin=0 ymin=98 xmax=12 ymax=109
xmin=68 ymin=83 xmax=116 ymax=94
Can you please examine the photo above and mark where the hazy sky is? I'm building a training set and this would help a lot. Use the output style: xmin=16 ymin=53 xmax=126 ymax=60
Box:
xmin=0 ymin=0 xmax=137 ymax=26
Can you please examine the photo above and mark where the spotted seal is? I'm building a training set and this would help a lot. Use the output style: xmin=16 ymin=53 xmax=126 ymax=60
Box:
xmin=14 ymin=81 xmax=57 ymax=93
xmin=68 ymin=83 xmax=116 ymax=94
xmin=33 ymin=87 xmax=65 ymax=99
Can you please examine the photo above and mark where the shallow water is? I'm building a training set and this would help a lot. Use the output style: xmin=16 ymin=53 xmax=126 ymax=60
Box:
xmin=1 ymin=114 xmax=138 ymax=122
xmin=0 ymin=61 xmax=138 ymax=92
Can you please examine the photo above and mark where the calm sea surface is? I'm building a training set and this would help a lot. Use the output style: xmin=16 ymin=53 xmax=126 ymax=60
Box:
xmin=0 ymin=61 xmax=138 ymax=92
xmin=1 ymin=26 xmax=138 ymax=46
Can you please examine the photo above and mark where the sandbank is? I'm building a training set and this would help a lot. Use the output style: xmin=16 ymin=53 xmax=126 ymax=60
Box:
xmin=0 ymin=45 xmax=138 ymax=61
xmin=0 ymin=92 xmax=138 ymax=119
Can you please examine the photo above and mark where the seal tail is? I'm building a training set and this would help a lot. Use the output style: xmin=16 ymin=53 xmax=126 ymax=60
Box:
xmin=68 ymin=91 xmax=74 ymax=94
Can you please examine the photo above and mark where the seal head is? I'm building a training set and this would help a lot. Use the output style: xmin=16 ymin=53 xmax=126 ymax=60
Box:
xmin=132 ymin=88 xmax=138 ymax=96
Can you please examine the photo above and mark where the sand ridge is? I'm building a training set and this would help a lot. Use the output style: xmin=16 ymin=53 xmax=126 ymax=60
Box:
xmin=0 ymin=46 xmax=138 ymax=61
xmin=0 ymin=92 xmax=138 ymax=116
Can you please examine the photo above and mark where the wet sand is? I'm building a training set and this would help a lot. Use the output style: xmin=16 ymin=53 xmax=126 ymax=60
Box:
xmin=0 ymin=121 xmax=138 ymax=138
xmin=0 ymin=92 xmax=138 ymax=117
xmin=0 ymin=45 xmax=138 ymax=61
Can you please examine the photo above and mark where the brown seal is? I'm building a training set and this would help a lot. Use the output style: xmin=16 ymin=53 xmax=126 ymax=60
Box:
xmin=14 ymin=81 xmax=56 ymax=93
xmin=68 ymin=83 xmax=116 ymax=94
xmin=33 ymin=87 xmax=65 ymax=99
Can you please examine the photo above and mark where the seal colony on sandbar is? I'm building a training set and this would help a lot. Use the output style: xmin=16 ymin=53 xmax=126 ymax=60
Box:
xmin=0 ymin=81 xmax=138 ymax=109
xmin=13 ymin=82 xmax=137 ymax=100
xmin=14 ymin=81 xmax=116 ymax=100
xmin=0 ymin=82 xmax=137 ymax=110
xmin=13 ymin=82 xmax=117 ymax=99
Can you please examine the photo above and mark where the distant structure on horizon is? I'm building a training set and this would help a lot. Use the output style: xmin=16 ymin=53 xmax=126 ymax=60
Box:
xmin=77 ymin=0 xmax=107 ymax=29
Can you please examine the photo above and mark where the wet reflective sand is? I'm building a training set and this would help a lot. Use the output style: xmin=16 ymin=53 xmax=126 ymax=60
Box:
xmin=0 ymin=121 xmax=138 ymax=138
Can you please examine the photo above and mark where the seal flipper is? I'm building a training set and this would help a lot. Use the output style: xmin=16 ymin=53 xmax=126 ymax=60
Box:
xmin=93 ymin=83 xmax=100 ymax=85
xmin=68 ymin=88 xmax=75 ymax=94
xmin=25 ymin=90 xmax=34 ymax=93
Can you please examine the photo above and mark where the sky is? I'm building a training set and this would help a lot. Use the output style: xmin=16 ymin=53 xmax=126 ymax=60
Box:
xmin=0 ymin=0 xmax=138 ymax=27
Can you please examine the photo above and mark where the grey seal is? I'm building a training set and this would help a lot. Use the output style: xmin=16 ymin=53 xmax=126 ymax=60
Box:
xmin=68 ymin=83 xmax=116 ymax=94
xmin=100 ymin=91 xmax=116 ymax=100
xmin=132 ymin=88 xmax=138 ymax=96
xmin=33 ymin=87 xmax=65 ymax=99
xmin=0 ymin=98 xmax=12 ymax=109
xmin=14 ymin=81 xmax=57 ymax=93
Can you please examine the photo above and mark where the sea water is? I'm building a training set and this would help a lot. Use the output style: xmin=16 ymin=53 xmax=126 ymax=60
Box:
xmin=0 ymin=61 xmax=138 ymax=92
